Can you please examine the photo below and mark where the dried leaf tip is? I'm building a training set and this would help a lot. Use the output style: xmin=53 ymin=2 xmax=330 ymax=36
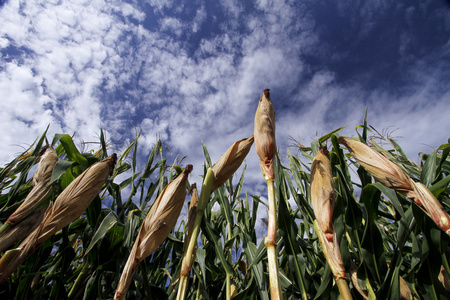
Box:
xmin=318 ymin=146 xmax=329 ymax=155
xmin=108 ymin=153 xmax=118 ymax=175
xmin=184 ymin=164 xmax=193 ymax=175
xmin=254 ymin=88 xmax=276 ymax=180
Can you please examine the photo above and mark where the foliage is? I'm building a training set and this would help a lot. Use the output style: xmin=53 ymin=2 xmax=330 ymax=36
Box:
xmin=0 ymin=119 xmax=449 ymax=299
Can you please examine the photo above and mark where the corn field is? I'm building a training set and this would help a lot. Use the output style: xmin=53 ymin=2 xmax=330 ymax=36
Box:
xmin=0 ymin=99 xmax=450 ymax=299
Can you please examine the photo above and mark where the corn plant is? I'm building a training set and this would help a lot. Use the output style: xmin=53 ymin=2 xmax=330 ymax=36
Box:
xmin=0 ymin=107 xmax=449 ymax=300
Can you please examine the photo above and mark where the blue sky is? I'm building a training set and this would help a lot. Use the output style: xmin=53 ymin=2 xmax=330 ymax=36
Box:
xmin=1 ymin=0 xmax=449 ymax=202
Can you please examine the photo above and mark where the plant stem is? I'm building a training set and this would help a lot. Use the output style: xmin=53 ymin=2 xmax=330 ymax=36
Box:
xmin=313 ymin=221 xmax=352 ymax=300
xmin=226 ymin=218 xmax=233 ymax=300
xmin=68 ymin=263 xmax=90 ymax=299
xmin=226 ymin=273 xmax=231 ymax=300
xmin=265 ymin=179 xmax=282 ymax=300
xmin=0 ymin=222 xmax=12 ymax=237
xmin=176 ymin=276 xmax=188 ymax=300
xmin=336 ymin=277 xmax=353 ymax=300
xmin=176 ymin=168 xmax=215 ymax=300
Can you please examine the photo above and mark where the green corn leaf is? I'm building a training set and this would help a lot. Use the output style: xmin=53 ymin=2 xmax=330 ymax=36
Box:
xmin=421 ymin=150 xmax=438 ymax=187
xmin=84 ymin=212 xmax=122 ymax=255
xmin=202 ymin=218 xmax=234 ymax=275
xmin=59 ymin=134 xmax=89 ymax=168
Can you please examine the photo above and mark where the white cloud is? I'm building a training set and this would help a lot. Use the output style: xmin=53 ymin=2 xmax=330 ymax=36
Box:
xmin=192 ymin=5 xmax=206 ymax=33
xmin=160 ymin=17 xmax=184 ymax=37
xmin=0 ymin=0 xmax=448 ymax=203
xmin=0 ymin=0 xmax=146 ymax=163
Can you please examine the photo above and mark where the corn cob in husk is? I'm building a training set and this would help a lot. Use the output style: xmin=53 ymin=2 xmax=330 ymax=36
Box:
xmin=254 ymin=88 xmax=276 ymax=181
xmin=310 ymin=147 xmax=350 ymax=299
xmin=0 ymin=205 xmax=47 ymax=253
xmin=114 ymin=165 xmax=192 ymax=300
xmin=0 ymin=146 xmax=58 ymax=237
xmin=211 ymin=136 xmax=254 ymax=191
xmin=339 ymin=137 xmax=450 ymax=235
xmin=0 ymin=154 xmax=116 ymax=284
xmin=254 ymin=89 xmax=281 ymax=300
xmin=177 ymin=136 xmax=253 ymax=300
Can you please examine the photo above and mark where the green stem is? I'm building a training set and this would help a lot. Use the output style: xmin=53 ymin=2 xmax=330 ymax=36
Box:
xmin=336 ymin=277 xmax=353 ymax=300
xmin=0 ymin=222 xmax=12 ymax=238
xmin=226 ymin=216 xmax=233 ymax=300
xmin=265 ymin=179 xmax=282 ymax=300
xmin=176 ymin=168 xmax=215 ymax=300
xmin=196 ymin=278 xmax=201 ymax=300
xmin=313 ymin=221 xmax=352 ymax=300
xmin=68 ymin=263 xmax=90 ymax=299
xmin=226 ymin=274 xmax=231 ymax=300
xmin=176 ymin=276 xmax=188 ymax=300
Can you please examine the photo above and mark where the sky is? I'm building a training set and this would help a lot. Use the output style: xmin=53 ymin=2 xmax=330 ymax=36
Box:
xmin=1 ymin=0 xmax=450 ymax=211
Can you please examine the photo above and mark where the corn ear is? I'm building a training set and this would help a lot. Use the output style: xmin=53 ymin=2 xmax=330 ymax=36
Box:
xmin=33 ymin=146 xmax=58 ymax=185
xmin=0 ymin=205 xmax=47 ymax=253
xmin=254 ymin=89 xmax=276 ymax=180
xmin=0 ymin=154 xmax=116 ymax=284
xmin=211 ymin=136 xmax=254 ymax=191
xmin=115 ymin=164 xmax=192 ymax=300
xmin=339 ymin=137 xmax=450 ymax=235
xmin=34 ymin=153 xmax=116 ymax=244
xmin=0 ymin=147 xmax=57 ymax=235
xmin=310 ymin=147 xmax=335 ymax=242
xmin=338 ymin=137 xmax=412 ymax=194
xmin=411 ymin=182 xmax=450 ymax=234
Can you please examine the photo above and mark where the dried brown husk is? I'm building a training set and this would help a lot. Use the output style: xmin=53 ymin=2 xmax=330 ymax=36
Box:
xmin=6 ymin=146 xmax=58 ymax=225
xmin=315 ymin=224 xmax=345 ymax=279
xmin=0 ymin=206 xmax=47 ymax=253
xmin=211 ymin=136 xmax=254 ymax=191
xmin=35 ymin=153 xmax=117 ymax=244
xmin=0 ymin=154 xmax=116 ymax=284
xmin=310 ymin=147 xmax=335 ymax=241
xmin=115 ymin=165 xmax=192 ymax=300
xmin=412 ymin=182 xmax=450 ymax=234
xmin=338 ymin=137 xmax=412 ymax=194
xmin=439 ymin=265 xmax=450 ymax=292
xmin=399 ymin=276 xmax=413 ymax=300
xmin=254 ymin=89 xmax=276 ymax=180
xmin=339 ymin=137 xmax=450 ymax=234
xmin=349 ymin=262 xmax=369 ymax=300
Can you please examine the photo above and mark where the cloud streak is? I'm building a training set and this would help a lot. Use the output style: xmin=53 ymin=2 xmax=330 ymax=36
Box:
xmin=0 ymin=0 xmax=448 ymax=196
